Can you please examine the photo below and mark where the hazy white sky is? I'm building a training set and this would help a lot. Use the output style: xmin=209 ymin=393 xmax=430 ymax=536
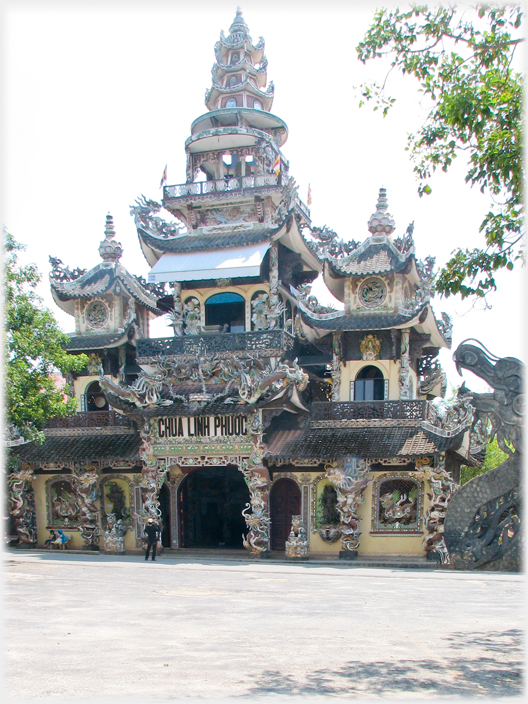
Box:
xmin=3 ymin=0 xmax=525 ymax=394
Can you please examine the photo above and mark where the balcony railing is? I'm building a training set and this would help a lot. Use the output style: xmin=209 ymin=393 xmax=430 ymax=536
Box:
xmin=45 ymin=411 xmax=134 ymax=429
xmin=164 ymin=174 xmax=280 ymax=200
xmin=136 ymin=329 xmax=295 ymax=361
xmin=311 ymin=401 xmax=427 ymax=423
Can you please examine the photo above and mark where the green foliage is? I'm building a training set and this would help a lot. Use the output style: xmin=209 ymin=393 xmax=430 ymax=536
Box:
xmin=4 ymin=231 xmax=88 ymax=444
xmin=356 ymin=5 xmax=524 ymax=299
xmin=461 ymin=437 xmax=509 ymax=484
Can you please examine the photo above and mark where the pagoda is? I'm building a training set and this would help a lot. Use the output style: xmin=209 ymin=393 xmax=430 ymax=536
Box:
xmin=10 ymin=10 xmax=479 ymax=563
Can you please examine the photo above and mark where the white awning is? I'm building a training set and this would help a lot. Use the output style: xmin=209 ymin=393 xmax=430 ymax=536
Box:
xmin=147 ymin=243 xmax=270 ymax=284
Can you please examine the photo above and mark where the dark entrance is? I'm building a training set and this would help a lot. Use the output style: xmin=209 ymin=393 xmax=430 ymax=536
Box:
xmin=178 ymin=466 xmax=249 ymax=548
xmin=159 ymin=482 xmax=171 ymax=548
xmin=270 ymin=478 xmax=301 ymax=551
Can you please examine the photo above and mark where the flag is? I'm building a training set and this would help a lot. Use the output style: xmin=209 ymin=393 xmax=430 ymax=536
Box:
xmin=159 ymin=165 xmax=167 ymax=189
xmin=307 ymin=184 xmax=312 ymax=206
xmin=273 ymin=155 xmax=280 ymax=177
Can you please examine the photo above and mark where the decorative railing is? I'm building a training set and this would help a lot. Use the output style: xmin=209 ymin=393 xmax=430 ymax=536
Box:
xmin=311 ymin=401 xmax=427 ymax=422
xmin=164 ymin=174 xmax=280 ymax=200
xmin=136 ymin=329 xmax=295 ymax=361
xmin=45 ymin=411 xmax=134 ymax=429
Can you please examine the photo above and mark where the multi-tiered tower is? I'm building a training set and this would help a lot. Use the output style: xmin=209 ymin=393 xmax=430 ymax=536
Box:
xmin=11 ymin=10 xmax=477 ymax=563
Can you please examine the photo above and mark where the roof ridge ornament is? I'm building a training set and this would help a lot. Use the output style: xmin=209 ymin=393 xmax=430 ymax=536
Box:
xmin=99 ymin=212 xmax=123 ymax=263
xmin=368 ymin=187 xmax=396 ymax=236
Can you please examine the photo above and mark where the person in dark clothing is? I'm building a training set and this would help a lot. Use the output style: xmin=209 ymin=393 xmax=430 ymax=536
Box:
xmin=44 ymin=530 xmax=56 ymax=548
xmin=144 ymin=518 xmax=160 ymax=561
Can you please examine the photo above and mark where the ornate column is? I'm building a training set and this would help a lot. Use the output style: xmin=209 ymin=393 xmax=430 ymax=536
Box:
xmin=8 ymin=464 xmax=37 ymax=545
xmin=399 ymin=328 xmax=412 ymax=399
xmin=325 ymin=458 xmax=372 ymax=558
xmin=72 ymin=464 xmax=100 ymax=549
xmin=169 ymin=282 xmax=184 ymax=336
xmin=137 ymin=419 xmax=169 ymax=548
xmin=331 ymin=331 xmax=344 ymax=402
xmin=415 ymin=455 xmax=459 ymax=564
xmin=240 ymin=410 xmax=271 ymax=555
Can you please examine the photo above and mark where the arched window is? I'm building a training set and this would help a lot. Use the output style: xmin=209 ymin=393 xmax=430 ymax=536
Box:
xmin=84 ymin=381 xmax=109 ymax=412
xmin=253 ymin=99 xmax=263 ymax=110
xmin=225 ymin=98 xmax=237 ymax=108
xmin=354 ymin=366 xmax=384 ymax=401
xmin=230 ymin=52 xmax=240 ymax=65
xmin=228 ymin=75 xmax=239 ymax=87
xmin=205 ymin=292 xmax=245 ymax=333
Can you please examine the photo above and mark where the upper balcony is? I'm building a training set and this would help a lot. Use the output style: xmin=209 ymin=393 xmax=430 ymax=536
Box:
xmin=136 ymin=329 xmax=295 ymax=363
xmin=163 ymin=174 xmax=281 ymax=203
xmin=311 ymin=401 xmax=428 ymax=428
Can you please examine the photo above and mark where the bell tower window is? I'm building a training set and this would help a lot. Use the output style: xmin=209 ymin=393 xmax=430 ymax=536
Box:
xmin=354 ymin=366 xmax=384 ymax=401
xmin=205 ymin=292 xmax=245 ymax=333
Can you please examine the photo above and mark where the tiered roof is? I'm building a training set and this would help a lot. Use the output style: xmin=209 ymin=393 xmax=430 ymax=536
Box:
xmin=50 ymin=214 xmax=162 ymax=318
xmin=205 ymin=8 xmax=274 ymax=112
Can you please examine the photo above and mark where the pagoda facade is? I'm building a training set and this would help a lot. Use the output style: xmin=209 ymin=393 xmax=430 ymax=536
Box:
xmin=10 ymin=10 xmax=480 ymax=563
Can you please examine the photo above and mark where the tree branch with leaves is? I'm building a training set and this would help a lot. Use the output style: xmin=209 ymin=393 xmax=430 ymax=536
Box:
xmin=356 ymin=4 xmax=524 ymax=299
xmin=4 ymin=230 xmax=88 ymax=444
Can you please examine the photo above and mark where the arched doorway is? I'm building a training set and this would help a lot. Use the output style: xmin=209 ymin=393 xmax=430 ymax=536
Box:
xmin=270 ymin=478 xmax=301 ymax=551
xmin=159 ymin=482 xmax=171 ymax=548
xmin=178 ymin=466 xmax=249 ymax=548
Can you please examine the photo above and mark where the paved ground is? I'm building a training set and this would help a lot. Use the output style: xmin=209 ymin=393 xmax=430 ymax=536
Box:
xmin=4 ymin=550 xmax=524 ymax=702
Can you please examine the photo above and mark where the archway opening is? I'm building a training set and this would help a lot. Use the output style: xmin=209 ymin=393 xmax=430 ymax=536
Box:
xmin=205 ymin=292 xmax=245 ymax=332
xmin=84 ymin=381 xmax=109 ymax=412
xmin=355 ymin=365 xmax=384 ymax=401
xmin=270 ymin=478 xmax=301 ymax=551
xmin=178 ymin=466 xmax=249 ymax=549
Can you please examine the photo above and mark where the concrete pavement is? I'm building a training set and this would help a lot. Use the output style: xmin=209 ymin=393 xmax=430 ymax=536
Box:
xmin=4 ymin=550 xmax=524 ymax=701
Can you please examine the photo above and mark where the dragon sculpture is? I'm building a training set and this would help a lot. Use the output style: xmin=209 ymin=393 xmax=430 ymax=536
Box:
xmin=444 ymin=340 xmax=523 ymax=570
xmin=99 ymin=354 xmax=308 ymax=411
xmin=325 ymin=460 xmax=372 ymax=554
xmin=8 ymin=466 xmax=37 ymax=544
xmin=73 ymin=468 xmax=100 ymax=548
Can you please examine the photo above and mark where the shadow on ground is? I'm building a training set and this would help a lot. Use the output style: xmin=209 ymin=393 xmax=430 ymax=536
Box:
xmin=241 ymin=629 xmax=524 ymax=698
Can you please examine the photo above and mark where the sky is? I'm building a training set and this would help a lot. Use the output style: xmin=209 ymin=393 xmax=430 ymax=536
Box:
xmin=2 ymin=0 xmax=525 ymax=395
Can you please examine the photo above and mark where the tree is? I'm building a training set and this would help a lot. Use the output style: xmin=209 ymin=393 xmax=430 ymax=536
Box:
xmin=356 ymin=4 xmax=524 ymax=300
xmin=461 ymin=437 xmax=509 ymax=485
xmin=4 ymin=230 xmax=88 ymax=444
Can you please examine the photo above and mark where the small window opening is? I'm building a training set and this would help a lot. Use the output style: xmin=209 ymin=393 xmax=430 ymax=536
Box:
xmin=354 ymin=366 xmax=384 ymax=401
xmin=205 ymin=292 xmax=245 ymax=333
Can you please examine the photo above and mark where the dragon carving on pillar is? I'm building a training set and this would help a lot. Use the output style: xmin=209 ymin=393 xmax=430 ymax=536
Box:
xmin=415 ymin=456 xmax=459 ymax=563
xmin=444 ymin=340 xmax=523 ymax=570
xmin=8 ymin=465 xmax=37 ymax=544
xmin=240 ymin=410 xmax=271 ymax=555
xmin=136 ymin=419 xmax=168 ymax=538
xmin=72 ymin=466 xmax=100 ymax=547
xmin=325 ymin=459 xmax=372 ymax=554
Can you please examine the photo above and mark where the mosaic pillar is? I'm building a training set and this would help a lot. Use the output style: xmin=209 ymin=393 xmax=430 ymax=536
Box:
xmin=399 ymin=328 xmax=412 ymax=399
xmin=325 ymin=458 xmax=372 ymax=557
xmin=73 ymin=465 xmax=100 ymax=549
xmin=137 ymin=419 xmax=169 ymax=549
xmin=331 ymin=331 xmax=344 ymax=402
xmin=170 ymin=282 xmax=184 ymax=336
xmin=415 ymin=455 xmax=460 ymax=564
xmin=241 ymin=410 xmax=271 ymax=555
xmin=8 ymin=465 xmax=37 ymax=545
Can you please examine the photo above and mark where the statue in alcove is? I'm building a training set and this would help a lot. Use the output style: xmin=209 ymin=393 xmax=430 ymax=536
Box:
xmin=317 ymin=484 xmax=341 ymax=543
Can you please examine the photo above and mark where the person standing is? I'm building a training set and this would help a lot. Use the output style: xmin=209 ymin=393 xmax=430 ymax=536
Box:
xmin=144 ymin=518 xmax=160 ymax=561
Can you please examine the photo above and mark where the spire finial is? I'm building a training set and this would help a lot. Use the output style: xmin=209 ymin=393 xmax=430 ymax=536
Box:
xmin=368 ymin=187 xmax=396 ymax=235
xmin=99 ymin=212 xmax=123 ymax=263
